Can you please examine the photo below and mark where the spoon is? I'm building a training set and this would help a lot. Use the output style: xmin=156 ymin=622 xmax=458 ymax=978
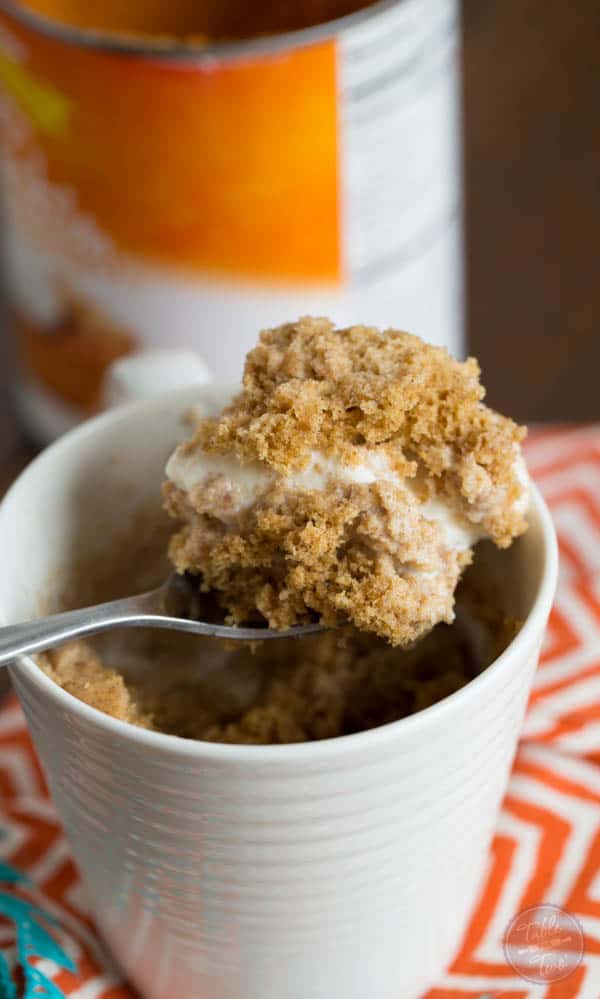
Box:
xmin=0 ymin=573 xmax=326 ymax=667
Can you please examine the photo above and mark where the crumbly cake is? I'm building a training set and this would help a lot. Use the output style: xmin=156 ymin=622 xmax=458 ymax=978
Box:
xmin=164 ymin=318 xmax=528 ymax=645
xmin=37 ymin=641 xmax=152 ymax=728
xmin=38 ymin=568 xmax=519 ymax=745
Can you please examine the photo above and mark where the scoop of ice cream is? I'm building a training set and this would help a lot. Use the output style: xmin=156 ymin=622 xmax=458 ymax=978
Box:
xmin=164 ymin=318 xmax=529 ymax=645
xmin=166 ymin=445 xmax=488 ymax=555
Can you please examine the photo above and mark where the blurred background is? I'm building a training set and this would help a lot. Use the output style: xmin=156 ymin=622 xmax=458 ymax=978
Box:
xmin=464 ymin=0 xmax=599 ymax=422
xmin=0 ymin=0 xmax=599 ymax=486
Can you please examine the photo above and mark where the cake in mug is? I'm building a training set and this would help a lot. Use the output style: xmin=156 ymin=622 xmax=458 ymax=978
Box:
xmin=164 ymin=318 xmax=528 ymax=646
xmin=39 ymin=318 xmax=530 ymax=744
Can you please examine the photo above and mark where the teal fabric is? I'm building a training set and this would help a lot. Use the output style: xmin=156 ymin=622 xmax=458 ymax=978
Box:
xmin=0 ymin=860 xmax=76 ymax=998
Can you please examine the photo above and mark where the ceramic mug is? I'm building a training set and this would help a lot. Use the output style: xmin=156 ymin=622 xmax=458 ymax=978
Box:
xmin=0 ymin=384 xmax=558 ymax=999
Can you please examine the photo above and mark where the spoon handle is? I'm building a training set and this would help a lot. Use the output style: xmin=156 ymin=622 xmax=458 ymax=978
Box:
xmin=0 ymin=588 xmax=327 ymax=666
xmin=0 ymin=592 xmax=157 ymax=667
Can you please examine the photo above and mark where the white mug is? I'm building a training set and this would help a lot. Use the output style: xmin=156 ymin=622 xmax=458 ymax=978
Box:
xmin=0 ymin=385 xmax=558 ymax=999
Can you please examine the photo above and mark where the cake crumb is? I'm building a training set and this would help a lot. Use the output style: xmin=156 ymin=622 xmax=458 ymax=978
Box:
xmin=38 ymin=642 xmax=152 ymax=728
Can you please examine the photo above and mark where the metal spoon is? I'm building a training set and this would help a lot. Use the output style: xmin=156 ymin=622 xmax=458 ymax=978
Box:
xmin=0 ymin=573 xmax=325 ymax=667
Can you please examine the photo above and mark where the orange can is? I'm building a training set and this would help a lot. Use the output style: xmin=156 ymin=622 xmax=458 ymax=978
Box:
xmin=0 ymin=0 xmax=463 ymax=439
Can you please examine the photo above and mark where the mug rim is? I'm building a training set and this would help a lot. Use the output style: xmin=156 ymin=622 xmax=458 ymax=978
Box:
xmin=1 ymin=387 xmax=559 ymax=762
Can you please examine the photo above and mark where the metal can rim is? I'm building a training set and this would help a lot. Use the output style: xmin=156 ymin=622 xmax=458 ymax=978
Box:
xmin=0 ymin=0 xmax=403 ymax=61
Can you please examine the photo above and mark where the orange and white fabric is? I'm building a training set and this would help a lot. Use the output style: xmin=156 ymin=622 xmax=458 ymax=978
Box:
xmin=2 ymin=426 xmax=600 ymax=998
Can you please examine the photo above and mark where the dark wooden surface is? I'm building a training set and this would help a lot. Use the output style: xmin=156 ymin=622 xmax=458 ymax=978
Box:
xmin=0 ymin=311 xmax=32 ymax=491
xmin=464 ymin=0 xmax=600 ymax=421
xmin=1 ymin=0 xmax=600 ymax=468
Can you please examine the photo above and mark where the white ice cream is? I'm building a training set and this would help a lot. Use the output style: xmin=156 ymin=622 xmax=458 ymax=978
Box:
xmin=167 ymin=447 xmax=394 ymax=505
xmin=513 ymin=451 xmax=531 ymax=517
xmin=165 ymin=443 xmax=528 ymax=556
